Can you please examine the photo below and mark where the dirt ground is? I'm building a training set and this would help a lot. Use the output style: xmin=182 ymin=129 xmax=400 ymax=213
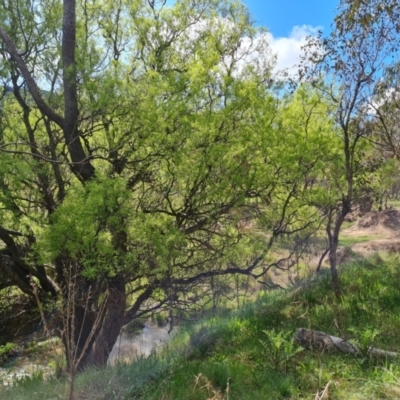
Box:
xmin=342 ymin=209 xmax=400 ymax=257
xmin=270 ymin=209 xmax=400 ymax=287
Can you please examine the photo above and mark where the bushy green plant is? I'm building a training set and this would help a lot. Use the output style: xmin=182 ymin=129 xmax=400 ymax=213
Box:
xmin=0 ymin=342 xmax=17 ymax=360
xmin=153 ymin=312 xmax=168 ymax=327
xmin=348 ymin=327 xmax=381 ymax=357
xmin=259 ymin=329 xmax=303 ymax=372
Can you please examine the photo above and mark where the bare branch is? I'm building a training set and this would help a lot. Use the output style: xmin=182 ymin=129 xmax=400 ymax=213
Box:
xmin=0 ymin=25 xmax=64 ymax=127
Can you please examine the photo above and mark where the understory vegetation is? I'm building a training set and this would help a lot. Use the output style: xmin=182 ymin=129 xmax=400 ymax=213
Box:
xmin=3 ymin=255 xmax=400 ymax=399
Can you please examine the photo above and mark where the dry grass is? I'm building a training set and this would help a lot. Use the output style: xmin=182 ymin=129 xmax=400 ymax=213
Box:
xmin=194 ymin=373 xmax=230 ymax=400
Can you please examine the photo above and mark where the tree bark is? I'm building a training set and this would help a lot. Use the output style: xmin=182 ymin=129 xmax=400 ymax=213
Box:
xmin=328 ymin=239 xmax=341 ymax=299
xmin=59 ymin=275 xmax=128 ymax=371
xmin=326 ymin=200 xmax=351 ymax=300
xmin=88 ymin=277 xmax=127 ymax=368
xmin=62 ymin=0 xmax=95 ymax=182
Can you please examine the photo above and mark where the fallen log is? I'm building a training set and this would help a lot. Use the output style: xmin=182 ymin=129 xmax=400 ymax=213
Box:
xmin=294 ymin=328 xmax=400 ymax=360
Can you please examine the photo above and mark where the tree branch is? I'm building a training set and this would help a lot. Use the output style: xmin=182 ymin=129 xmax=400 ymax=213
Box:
xmin=0 ymin=25 xmax=64 ymax=127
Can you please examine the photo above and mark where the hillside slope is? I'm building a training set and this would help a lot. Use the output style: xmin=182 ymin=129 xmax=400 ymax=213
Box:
xmin=3 ymin=255 xmax=400 ymax=399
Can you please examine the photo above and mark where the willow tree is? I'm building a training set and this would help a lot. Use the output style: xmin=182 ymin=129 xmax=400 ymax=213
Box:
xmin=0 ymin=0 xmax=330 ymax=371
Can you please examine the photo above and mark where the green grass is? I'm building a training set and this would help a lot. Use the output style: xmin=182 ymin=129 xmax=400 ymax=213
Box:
xmin=3 ymin=255 xmax=400 ymax=399
xmin=387 ymin=199 xmax=400 ymax=209
xmin=341 ymin=220 xmax=356 ymax=230
xmin=339 ymin=234 xmax=385 ymax=247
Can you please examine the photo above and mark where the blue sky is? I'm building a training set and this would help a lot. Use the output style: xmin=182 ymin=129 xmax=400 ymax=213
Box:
xmin=164 ymin=0 xmax=341 ymax=72
xmin=242 ymin=0 xmax=339 ymax=37
xmin=237 ymin=0 xmax=340 ymax=71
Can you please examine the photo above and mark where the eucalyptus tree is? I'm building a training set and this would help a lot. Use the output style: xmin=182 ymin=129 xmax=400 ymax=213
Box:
xmin=298 ymin=0 xmax=400 ymax=297
xmin=0 ymin=0 xmax=330 ymax=371
xmin=334 ymin=0 xmax=400 ymax=157
xmin=341 ymin=0 xmax=400 ymax=210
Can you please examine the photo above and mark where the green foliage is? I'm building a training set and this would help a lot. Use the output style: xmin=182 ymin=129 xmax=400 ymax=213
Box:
xmin=0 ymin=0 xmax=341 ymax=276
xmin=348 ymin=327 xmax=381 ymax=357
xmin=39 ymin=175 xmax=130 ymax=278
xmin=152 ymin=312 xmax=169 ymax=327
xmin=259 ymin=329 xmax=303 ymax=372
xmin=0 ymin=342 xmax=16 ymax=360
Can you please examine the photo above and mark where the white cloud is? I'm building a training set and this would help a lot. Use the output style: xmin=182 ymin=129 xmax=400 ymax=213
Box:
xmin=267 ymin=25 xmax=322 ymax=73
xmin=141 ymin=12 xmax=322 ymax=81
xmin=367 ymin=86 xmax=400 ymax=115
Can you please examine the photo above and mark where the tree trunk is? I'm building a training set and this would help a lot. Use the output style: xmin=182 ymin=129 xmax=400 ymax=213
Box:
xmin=62 ymin=0 xmax=95 ymax=182
xmin=61 ymin=276 xmax=127 ymax=372
xmin=327 ymin=198 xmax=351 ymax=300
xmin=88 ymin=277 xmax=127 ymax=367
xmin=327 ymin=215 xmax=342 ymax=300
xmin=62 ymin=302 xmax=98 ymax=372
xmin=316 ymin=246 xmax=329 ymax=273
xmin=328 ymin=239 xmax=341 ymax=299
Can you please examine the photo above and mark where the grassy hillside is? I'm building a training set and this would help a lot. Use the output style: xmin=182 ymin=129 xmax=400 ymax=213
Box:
xmin=3 ymin=255 xmax=400 ymax=399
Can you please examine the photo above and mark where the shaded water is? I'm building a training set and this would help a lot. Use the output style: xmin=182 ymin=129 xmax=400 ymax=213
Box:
xmin=1 ymin=322 xmax=173 ymax=386
xmin=108 ymin=321 xmax=173 ymax=364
